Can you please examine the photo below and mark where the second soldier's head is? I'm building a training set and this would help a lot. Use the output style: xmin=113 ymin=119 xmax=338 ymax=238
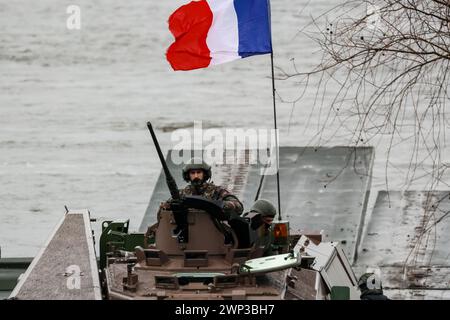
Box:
xmin=250 ymin=199 xmax=277 ymax=226
xmin=182 ymin=158 xmax=212 ymax=187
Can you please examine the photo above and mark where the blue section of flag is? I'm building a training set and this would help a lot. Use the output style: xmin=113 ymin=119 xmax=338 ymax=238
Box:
xmin=233 ymin=0 xmax=272 ymax=58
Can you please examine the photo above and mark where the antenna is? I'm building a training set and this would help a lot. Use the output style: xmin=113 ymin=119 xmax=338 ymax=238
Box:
xmin=271 ymin=52 xmax=282 ymax=221
xmin=268 ymin=0 xmax=282 ymax=221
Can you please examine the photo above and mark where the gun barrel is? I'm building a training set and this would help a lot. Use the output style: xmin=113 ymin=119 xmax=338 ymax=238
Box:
xmin=147 ymin=121 xmax=180 ymax=200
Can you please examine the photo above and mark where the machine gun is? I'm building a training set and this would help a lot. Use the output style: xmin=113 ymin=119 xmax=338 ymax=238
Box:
xmin=146 ymin=122 xmax=238 ymax=243
xmin=147 ymin=121 xmax=188 ymax=243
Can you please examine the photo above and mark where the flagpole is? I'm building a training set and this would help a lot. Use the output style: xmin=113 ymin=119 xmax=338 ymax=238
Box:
xmin=270 ymin=51 xmax=282 ymax=221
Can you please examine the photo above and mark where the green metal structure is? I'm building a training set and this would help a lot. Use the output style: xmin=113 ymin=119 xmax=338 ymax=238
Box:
xmin=99 ymin=220 xmax=145 ymax=269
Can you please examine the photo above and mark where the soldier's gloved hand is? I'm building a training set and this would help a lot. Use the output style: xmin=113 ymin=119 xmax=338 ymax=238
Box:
xmin=223 ymin=201 xmax=238 ymax=214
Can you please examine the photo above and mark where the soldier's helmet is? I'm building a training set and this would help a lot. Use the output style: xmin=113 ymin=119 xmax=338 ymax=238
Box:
xmin=250 ymin=199 xmax=277 ymax=218
xmin=357 ymin=272 xmax=383 ymax=295
xmin=182 ymin=158 xmax=212 ymax=182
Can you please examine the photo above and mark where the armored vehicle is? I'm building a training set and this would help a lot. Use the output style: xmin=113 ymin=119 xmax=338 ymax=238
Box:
xmin=99 ymin=123 xmax=360 ymax=300
xmin=7 ymin=122 xmax=361 ymax=300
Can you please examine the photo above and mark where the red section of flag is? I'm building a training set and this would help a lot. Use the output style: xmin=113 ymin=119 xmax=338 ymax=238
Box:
xmin=166 ymin=0 xmax=213 ymax=71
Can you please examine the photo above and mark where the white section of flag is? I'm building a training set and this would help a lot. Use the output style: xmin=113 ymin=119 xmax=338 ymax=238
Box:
xmin=206 ymin=0 xmax=241 ymax=66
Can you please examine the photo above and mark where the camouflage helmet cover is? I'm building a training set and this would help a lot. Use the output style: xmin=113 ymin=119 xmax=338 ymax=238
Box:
xmin=250 ymin=199 xmax=277 ymax=218
xmin=182 ymin=158 xmax=212 ymax=182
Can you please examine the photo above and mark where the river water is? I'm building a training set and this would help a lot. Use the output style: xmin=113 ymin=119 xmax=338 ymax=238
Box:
xmin=0 ymin=0 xmax=448 ymax=257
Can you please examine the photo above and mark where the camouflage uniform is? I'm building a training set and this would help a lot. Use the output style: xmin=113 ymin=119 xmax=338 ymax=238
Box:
xmin=179 ymin=182 xmax=243 ymax=218
xmin=163 ymin=158 xmax=243 ymax=221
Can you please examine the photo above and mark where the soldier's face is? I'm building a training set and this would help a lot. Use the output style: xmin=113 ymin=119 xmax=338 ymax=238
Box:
xmin=189 ymin=169 xmax=204 ymax=183
xmin=262 ymin=216 xmax=274 ymax=225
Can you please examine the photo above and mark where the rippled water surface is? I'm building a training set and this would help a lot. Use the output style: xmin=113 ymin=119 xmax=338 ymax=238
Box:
xmin=0 ymin=0 xmax=448 ymax=257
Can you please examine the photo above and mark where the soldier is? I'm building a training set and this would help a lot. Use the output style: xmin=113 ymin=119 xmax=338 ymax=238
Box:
xmin=162 ymin=158 xmax=244 ymax=243
xmin=182 ymin=158 xmax=243 ymax=215
xmin=357 ymin=273 xmax=390 ymax=300
xmin=164 ymin=158 xmax=243 ymax=218
xmin=244 ymin=199 xmax=277 ymax=256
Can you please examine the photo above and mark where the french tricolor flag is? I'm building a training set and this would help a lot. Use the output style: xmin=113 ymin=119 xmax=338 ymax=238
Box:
xmin=166 ymin=0 xmax=272 ymax=71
